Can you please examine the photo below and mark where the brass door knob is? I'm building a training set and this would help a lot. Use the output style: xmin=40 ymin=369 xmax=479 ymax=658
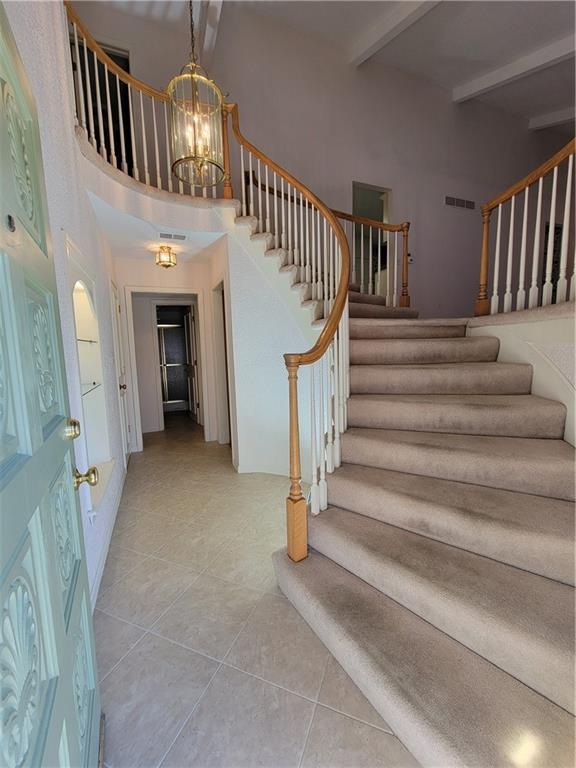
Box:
xmin=64 ymin=418 xmax=81 ymax=440
xmin=73 ymin=466 xmax=99 ymax=490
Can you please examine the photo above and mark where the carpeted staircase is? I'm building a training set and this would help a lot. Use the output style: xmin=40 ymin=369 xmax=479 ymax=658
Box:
xmin=274 ymin=288 xmax=575 ymax=767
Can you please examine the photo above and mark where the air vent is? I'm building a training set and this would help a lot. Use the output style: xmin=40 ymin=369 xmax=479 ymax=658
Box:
xmin=445 ymin=196 xmax=475 ymax=210
xmin=159 ymin=232 xmax=187 ymax=241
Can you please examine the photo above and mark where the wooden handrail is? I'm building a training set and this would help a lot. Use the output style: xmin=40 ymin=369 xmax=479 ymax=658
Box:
xmin=228 ymin=104 xmax=350 ymax=367
xmin=485 ymin=138 xmax=575 ymax=211
xmin=244 ymin=170 xmax=408 ymax=234
xmin=64 ymin=1 xmax=169 ymax=102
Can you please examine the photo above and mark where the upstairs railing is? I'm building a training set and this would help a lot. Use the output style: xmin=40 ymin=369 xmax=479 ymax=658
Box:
xmin=475 ymin=139 xmax=575 ymax=315
xmin=244 ymin=171 xmax=411 ymax=310
xmin=65 ymin=1 xmax=350 ymax=561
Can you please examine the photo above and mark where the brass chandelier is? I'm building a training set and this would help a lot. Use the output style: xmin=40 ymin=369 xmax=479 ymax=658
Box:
xmin=167 ymin=0 xmax=225 ymax=188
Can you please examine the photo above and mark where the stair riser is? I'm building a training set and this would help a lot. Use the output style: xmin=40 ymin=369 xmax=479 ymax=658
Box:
xmin=327 ymin=471 xmax=574 ymax=584
xmin=349 ymin=325 xmax=467 ymax=339
xmin=350 ymin=365 xmax=533 ymax=395
xmin=349 ymin=337 xmax=499 ymax=365
xmin=341 ymin=432 xmax=575 ymax=500
xmin=348 ymin=291 xmax=389 ymax=306
xmin=349 ymin=303 xmax=419 ymax=319
xmin=273 ymin=550 xmax=576 ymax=768
xmin=347 ymin=398 xmax=566 ymax=438
xmin=309 ymin=519 xmax=574 ymax=714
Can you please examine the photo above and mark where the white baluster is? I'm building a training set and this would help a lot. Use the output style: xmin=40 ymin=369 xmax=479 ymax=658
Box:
xmin=377 ymin=228 xmax=382 ymax=295
xmin=265 ymin=165 xmax=270 ymax=233
xmin=360 ymin=224 xmax=365 ymax=293
xmin=163 ymin=101 xmax=172 ymax=191
xmin=273 ymin=173 xmax=279 ymax=248
xmin=323 ymin=219 xmax=329 ymax=317
xmin=332 ymin=332 xmax=341 ymax=469
xmin=490 ymin=204 xmax=503 ymax=314
xmin=151 ymin=98 xmax=161 ymax=189
xmin=570 ymin=247 xmax=576 ymax=300
xmin=83 ymin=39 xmax=96 ymax=147
xmin=287 ymin=183 xmax=293 ymax=264
xmin=257 ymin=159 xmax=263 ymax=232
xmin=305 ymin=198 xmax=311 ymax=284
xmin=368 ymin=226 xmax=373 ymax=294
xmin=503 ymin=195 xmax=515 ymax=313
xmin=318 ymin=355 xmax=327 ymax=510
xmin=393 ymin=232 xmax=399 ymax=307
xmin=556 ymin=154 xmax=573 ymax=303
xmin=516 ymin=187 xmax=529 ymax=310
xmin=344 ymin=298 xmax=350 ymax=400
xmin=116 ymin=76 xmax=128 ymax=174
xmin=127 ymin=85 xmax=139 ymax=181
xmin=293 ymin=188 xmax=300 ymax=276
xmin=139 ymin=91 xmax=150 ymax=185
xmin=299 ymin=192 xmax=304 ymax=281
xmin=529 ymin=177 xmax=543 ymax=308
xmin=386 ymin=232 xmax=393 ymax=307
xmin=310 ymin=205 xmax=316 ymax=299
xmin=72 ymin=24 xmax=86 ymax=131
xmin=281 ymin=178 xmax=286 ymax=249
xmin=248 ymin=153 xmax=254 ymax=216
xmin=104 ymin=64 xmax=116 ymax=167
xmin=310 ymin=364 xmax=319 ymax=515
xmin=542 ymin=166 xmax=558 ymax=305
xmin=239 ymin=147 xmax=246 ymax=215
xmin=93 ymin=51 xmax=106 ymax=159
xmin=316 ymin=210 xmax=323 ymax=301
xmin=352 ymin=222 xmax=356 ymax=288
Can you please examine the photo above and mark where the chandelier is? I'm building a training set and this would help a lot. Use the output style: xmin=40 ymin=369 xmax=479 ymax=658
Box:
xmin=167 ymin=0 xmax=225 ymax=188
xmin=155 ymin=245 xmax=177 ymax=268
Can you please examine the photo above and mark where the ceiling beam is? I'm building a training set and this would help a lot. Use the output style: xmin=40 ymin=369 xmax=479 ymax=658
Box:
xmin=349 ymin=1 xmax=442 ymax=67
xmin=528 ymin=107 xmax=575 ymax=131
xmin=453 ymin=35 xmax=575 ymax=103
xmin=200 ymin=0 xmax=223 ymax=69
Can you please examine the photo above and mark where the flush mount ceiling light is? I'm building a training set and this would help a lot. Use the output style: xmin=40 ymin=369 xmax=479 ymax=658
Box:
xmin=167 ymin=0 xmax=225 ymax=188
xmin=155 ymin=245 xmax=177 ymax=268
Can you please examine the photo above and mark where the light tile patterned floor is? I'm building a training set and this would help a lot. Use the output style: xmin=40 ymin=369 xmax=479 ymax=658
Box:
xmin=95 ymin=415 xmax=419 ymax=768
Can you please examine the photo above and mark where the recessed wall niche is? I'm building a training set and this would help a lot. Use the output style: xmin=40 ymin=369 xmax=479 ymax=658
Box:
xmin=72 ymin=280 xmax=109 ymax=464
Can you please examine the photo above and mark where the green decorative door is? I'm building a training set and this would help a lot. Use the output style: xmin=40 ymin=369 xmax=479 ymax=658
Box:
xmin=0 ymin=7 xmax=101 ymax=767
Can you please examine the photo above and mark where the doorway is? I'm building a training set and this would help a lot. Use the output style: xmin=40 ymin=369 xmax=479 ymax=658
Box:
xmin=353 ymin=181 xmax=392 ymax=296
xmin=156 ymin=304 xmax=198 ymax=421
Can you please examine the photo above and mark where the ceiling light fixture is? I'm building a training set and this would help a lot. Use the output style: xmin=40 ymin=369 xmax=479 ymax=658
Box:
xmin=167 ymin=0 xmax=225 ymax=189
xmin=155 ymin=244 xmax=177 ymax=268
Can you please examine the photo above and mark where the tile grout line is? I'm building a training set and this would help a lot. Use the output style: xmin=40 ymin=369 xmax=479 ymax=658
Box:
xmin=296 ymin=654 xmax=329 ymax=768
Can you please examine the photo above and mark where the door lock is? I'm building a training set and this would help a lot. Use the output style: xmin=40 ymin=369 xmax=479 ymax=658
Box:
xmin=64 ymin=418 xmax=81 ymax=440
xmin=119 ymin=384 xmax=127 ymax=390
xmin=73 ymin=466 xmax=99 ymax=490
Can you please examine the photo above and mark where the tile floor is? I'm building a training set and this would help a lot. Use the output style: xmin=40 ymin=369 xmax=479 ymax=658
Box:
xmin=95 ymin=415 xmax=420 ymax=768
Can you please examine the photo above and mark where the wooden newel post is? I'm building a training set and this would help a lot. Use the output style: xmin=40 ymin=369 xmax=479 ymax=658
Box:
xmin=399 ymin=223 xmax=410 ymax=307
xmin=222 ymin=105 xmax=233 ymax=200
xmin=475 ymin=206 xmax=492 ymax=315
xmin=284 ymin=357 xmax=308 ymax=562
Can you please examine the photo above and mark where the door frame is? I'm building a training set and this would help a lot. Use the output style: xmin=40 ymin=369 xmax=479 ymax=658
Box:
xmin=110 ymin=279 xmax=129 ymax=467
xmin=123 ymin=286 xmax=213 ymax=451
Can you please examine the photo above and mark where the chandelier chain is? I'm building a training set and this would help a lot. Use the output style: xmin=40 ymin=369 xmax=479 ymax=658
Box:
xmin=189 ymin=0 xmax=198 ymax=64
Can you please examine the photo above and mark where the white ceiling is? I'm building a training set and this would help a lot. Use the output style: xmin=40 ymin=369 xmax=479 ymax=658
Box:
xmin=88 ymin=194 xmax=223 ymax=262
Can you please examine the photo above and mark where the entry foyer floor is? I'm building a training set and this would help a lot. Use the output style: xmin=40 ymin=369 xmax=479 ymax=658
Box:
xmin=95 ymin=414 xmax=420 ymax=767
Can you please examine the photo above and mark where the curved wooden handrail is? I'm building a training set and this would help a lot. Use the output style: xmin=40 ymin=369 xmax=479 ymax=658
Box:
xmin=485 ymin=138 xmax=575 ymax=211
xmin=332 ymin=209 xmax=409 ymax=234
xmin=64 ymin=1 xmax=169 ymax=102
xmin=228 ymin=104 xmax=351 ymax=368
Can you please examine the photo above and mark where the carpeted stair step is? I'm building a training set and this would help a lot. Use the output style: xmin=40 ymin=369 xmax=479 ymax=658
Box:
xmin=349 ymin=282 xmax=361 ymax=292
xmin=349 ymin=302 xmax=419 ymax=319
xmin=341 ymin=428 xmax=575 ymax=500
xmin=273 ymin=549 xmax=575 ymax=768
xmin=348 ymin=290 xmax=390 ymax=305
xmin=350 ymin=318 xmax=468 ymax=339
xmin=308 ymin=507 xmax=575 ymax=713
xmin=347 ymin=393 xmax=566 ymax=437
xmin=350 ymin=361 xmax=532 ymax=394
xmin=350 ymin=336 xmax=499 ymax=365
xmin=327 ymin=463 xmax=574 ymax=584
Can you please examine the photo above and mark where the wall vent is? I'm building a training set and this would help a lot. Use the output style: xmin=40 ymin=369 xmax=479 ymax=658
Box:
xmin=445 ymin=196 xmax=475 ymax=210
xmin=159 ymin=232 xmax=187 ymax=241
